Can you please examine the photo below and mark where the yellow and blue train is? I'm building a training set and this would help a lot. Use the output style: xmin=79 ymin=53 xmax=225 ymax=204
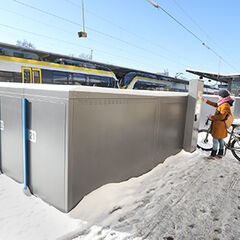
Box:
xmin=0 ymin=42 xmax=217 ymax=94
xmin=0 ymin=44 xmax=118 ymax=88
xmin=120 ymin=71 xmax=189 ymax=92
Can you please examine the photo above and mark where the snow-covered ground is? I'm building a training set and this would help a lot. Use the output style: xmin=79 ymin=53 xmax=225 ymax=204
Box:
xmin=1 ymin=149 xmax=240 ymax=240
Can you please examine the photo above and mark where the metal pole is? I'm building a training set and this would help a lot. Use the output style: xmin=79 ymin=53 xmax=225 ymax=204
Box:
xmin=82 ymin=0 xmax=85 ymax=32
xmin=22 ymin=98 xmax=31 ymax=196
xmin=22 ymin=98 xmax=27 ymax=189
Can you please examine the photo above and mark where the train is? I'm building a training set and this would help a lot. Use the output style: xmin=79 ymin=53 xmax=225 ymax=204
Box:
xmin=0 ymin=44 xmax=118 ymax=88
xmin=0 ymin=42 xmax=218 ymax=94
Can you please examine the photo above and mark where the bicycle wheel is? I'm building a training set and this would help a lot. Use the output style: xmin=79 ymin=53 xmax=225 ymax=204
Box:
xmin=231 ymin=138 xmax=240 ymax=161
xmin=197 ymin=129 xmax=213 ymax=151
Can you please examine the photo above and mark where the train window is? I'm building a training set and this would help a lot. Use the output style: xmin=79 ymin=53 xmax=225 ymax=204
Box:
xmin=53 ymin=71 xmax=69 ymax=84
xmin=23 ymin=68 xmax=31 ymax=83
xmin=32 ymin=69 xmax=41 ymax=83
xmin=134 ymin=81 xmax=166 ymax=91
xmin=133 ymin=81 xmax=143 ymax=90
xmin=14 ymin=52 xmax=23 ymax=58
xmin=89 ymin=75 xmax=115 ymax=88
xmin=105 ymin=77 xmax=115 ymax=88
xmin=0 ymin=71 xmax=14 ymax=82
xmin=13 ymin=72 xmax=22 ymax=83
xmin=89 ymin=75 xmax=105 ymax=86
xmin=72 ymin=73 xmax=87 ymax=85
xmin=23 ymin=53 xmax=39 ymax=60
xmin=0 ymin=47 xmax=40 ymax=60
xmin=41 ymin=70 xmax=53 ymax=84
xmin=95 ymin=65 xmax=111 ymax=71
xmin=1 ymin=49 xmax=14 ymax=57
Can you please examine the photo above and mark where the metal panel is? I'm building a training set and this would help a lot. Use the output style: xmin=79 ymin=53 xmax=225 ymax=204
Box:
xmin=157 ymin=98 xmax=187 ymax=159
xmin=0 ymin=89 xmax=24 ymax=182
xmin=183 ymin=79 xmax=204 ymax=152
xmin=233 ymin=97 xmax=240 ymax=119
xmin=67 ymin=93 xmax=187 ymax=211
xmin=27 ymin=98 xmax=67 ymax=212
xmin=0 ymin=97 xmax=1 ymax=173
xmin=199 ymin=95 xmax=218 ymax=129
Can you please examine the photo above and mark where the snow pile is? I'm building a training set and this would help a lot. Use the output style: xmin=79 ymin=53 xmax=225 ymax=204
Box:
xmin=0 ymin=175 xmax=80 ymax=240
xmin=1 ymin=149 xmax=240 ymax=240
xmin=66 ymin=150 xmax=240 ymax=240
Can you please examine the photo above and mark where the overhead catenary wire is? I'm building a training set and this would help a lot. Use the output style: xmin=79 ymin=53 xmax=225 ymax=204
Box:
xmin=171 ymin=0 xmax=211 ymax=40
xmin=0 ymin=7 xmax=134 ymax=56
xmin=147 ymin=0 xmax=239 ymax=72
xmin=0 ymin=23 xmax=132 ymax=62
xmin=0 ymin=23 xmax=168 ymax=71
xmin=64 ymin=0 xmax=192 ymax=63
xmin=11 ymin=0 xmax=187 ymax=68
xmin=170 ymin=0 xmax=238 ymax=74
xmin=0 ymin=8 xmax=186 ymax=72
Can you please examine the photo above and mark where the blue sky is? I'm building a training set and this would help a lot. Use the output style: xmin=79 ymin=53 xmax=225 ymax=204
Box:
xmin=0 ymin=0 xmax=240 ymax=79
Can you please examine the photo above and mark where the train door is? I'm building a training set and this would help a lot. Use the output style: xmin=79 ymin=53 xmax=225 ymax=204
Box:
xmin=32 ymin=68 xmax=42 ymax=83
xmin=22 ymin=67 xmax=32 ymax=83
xmin=22 ymin=67 xmax=42 ymax=83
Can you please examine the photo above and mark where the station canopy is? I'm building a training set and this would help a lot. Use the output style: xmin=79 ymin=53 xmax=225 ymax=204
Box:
xmin=186 ymin=69 xmax=240 ymax=83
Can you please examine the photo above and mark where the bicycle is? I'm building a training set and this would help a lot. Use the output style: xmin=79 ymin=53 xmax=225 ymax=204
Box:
xmin=197 ymin=117 xmax=240 ymax=161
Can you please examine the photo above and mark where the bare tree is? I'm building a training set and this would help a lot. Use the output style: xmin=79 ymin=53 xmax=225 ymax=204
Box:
xmin=68 ymin=53 xmax=75 ymax=57
xmin=78 ymin=53 xmax=91 ymax=60
xmin=68 ymin=53 xmax=91 ymax=60
xmin=16 ymin=40 xmax=35 ymax=49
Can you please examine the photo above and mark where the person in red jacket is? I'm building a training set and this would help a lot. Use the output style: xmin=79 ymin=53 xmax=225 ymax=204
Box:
xmin=202 ymin=89 xmax=234 ymax=160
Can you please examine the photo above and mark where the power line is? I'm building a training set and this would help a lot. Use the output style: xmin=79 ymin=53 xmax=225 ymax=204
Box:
xmin=64 ymin=0 xmax=191 ymax=63
xmin=148 ymin=0 xmax=239 ymax=72
xmin=170 ymin=0 xmax=239 ymax=73
xmin=0 ymin=7 xmax=74 ymax=36
xmin=171 ymin=0 xmax=210 ymax=40
xmin=11 ymin=0 xmax=187 ymax=67
xmin=0 ymin=23 xmax=167 ymax=71
xmin=0 ymin=7 xmax=181 ymax=71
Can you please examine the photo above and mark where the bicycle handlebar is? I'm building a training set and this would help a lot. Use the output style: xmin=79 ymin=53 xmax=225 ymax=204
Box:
xmin=205 ymin=117 xmax=212 ymax=125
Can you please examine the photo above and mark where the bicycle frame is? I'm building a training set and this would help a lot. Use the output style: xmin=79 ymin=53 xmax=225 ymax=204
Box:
xmin=225 ymin=126 xmax=240 ymax=152
xmin=198 ymin=117 xmax=240 ymax=160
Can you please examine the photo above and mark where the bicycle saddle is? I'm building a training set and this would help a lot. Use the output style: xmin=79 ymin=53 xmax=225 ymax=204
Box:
xmin=232 ymin=123 xmax=240 ymax=128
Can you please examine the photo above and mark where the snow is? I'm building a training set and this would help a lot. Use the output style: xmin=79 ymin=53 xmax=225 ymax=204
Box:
xmin=0 ymin=82 xmax=187 ymax=97
xmin=0 ymin=175 xmax=80 ymax=240
xmin=1 ymin=149 xmax=240 ymax=240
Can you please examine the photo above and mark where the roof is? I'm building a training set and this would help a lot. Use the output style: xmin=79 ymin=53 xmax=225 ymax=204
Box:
xmin=186 ymin=69 xmax=240 ymax=83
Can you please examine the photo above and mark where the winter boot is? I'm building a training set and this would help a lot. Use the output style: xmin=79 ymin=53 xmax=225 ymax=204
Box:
xmin=204 ymin=150 xmax=217 ymax=160
xmin=216 ymin=149 xmax=224 ymax=159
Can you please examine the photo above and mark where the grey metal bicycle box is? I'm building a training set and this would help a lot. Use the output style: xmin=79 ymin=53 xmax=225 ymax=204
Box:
xmin=0 ymin=83 xmax=188 ymax=212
